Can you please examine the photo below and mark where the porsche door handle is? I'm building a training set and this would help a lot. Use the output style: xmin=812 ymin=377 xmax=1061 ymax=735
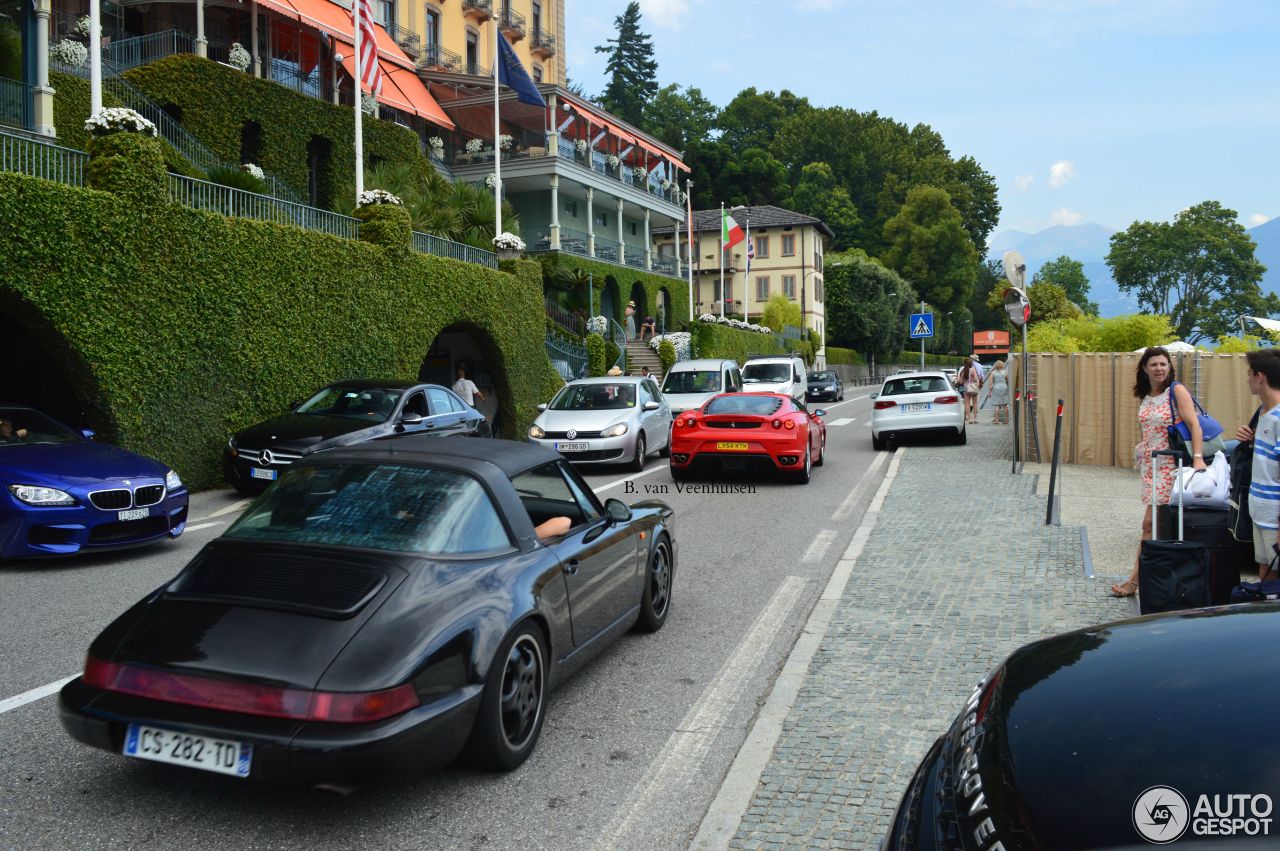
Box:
xmin=563 ymin=559 xmax=581 ymax=576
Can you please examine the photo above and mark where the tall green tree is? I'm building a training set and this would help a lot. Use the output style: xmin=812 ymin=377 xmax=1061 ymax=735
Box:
xmin=714 ymin=148 xmax=792 ymax=209
xmin=644 ymin=84 xmax=718 ymax=149
xmin=760 ymin=293 xmax=802 ymax=332
xmin=1032 ymin=255 xmax=1098 ymax=315
xmin=1106 ymin=201 xmax=1274 ymax=343
xmin=789 ymin=163 xmax=859 ymax=250
xmin=970 ymin=258 xmax=1009 ymax=332
xmin=824 ymin=251 xmax=914 ymax=360
xmin=594 ymin=2 xmax=658 ymax=128
xmin=881 ymin=185 xmax=978 ymax=312
xmin=717 ymin=88 xmax=810 ymax=152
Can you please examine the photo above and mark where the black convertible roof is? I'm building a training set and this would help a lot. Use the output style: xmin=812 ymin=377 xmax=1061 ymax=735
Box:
xmin=323 ymin=436 xmax=560 ymax=477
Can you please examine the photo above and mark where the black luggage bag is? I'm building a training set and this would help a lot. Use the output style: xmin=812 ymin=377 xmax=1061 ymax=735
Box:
xmin=1156 ymin=506 xmax=1252 ymax=605
xmin=1139 ymin=449 xmax=1211 ymax=615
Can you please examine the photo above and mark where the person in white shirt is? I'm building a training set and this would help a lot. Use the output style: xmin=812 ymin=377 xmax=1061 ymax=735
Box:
xmin=452 ymin=366 xmax=485 ymax=408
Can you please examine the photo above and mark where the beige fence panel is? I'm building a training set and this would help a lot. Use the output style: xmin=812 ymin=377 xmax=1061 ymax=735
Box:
xmin=1195 ymin=353 xmax=1258 ymax=438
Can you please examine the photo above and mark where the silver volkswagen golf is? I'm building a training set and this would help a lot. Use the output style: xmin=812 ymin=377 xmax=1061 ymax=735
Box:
xmin=528 ymin=376 xmax=672 ymax=470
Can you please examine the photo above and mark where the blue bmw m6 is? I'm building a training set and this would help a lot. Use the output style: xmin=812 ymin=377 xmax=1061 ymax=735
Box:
xmin=0 ymin=406 xmax=189 ymax=561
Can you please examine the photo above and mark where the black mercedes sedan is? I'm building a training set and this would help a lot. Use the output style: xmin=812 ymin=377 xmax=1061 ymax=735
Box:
xmin=883 ymin=604 xmax=1280 ymax=850
xmin=223 ymin=379 xmax=490 ymax=492
xmin=61 ymin=437 xmax=675 ymax=785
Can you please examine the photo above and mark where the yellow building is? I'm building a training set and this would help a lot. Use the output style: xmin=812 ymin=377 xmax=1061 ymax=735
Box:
xmin=651 ymin=205 xmax=832 ymax=359
xmin=385 ymin=0 xmax=563 ymax=85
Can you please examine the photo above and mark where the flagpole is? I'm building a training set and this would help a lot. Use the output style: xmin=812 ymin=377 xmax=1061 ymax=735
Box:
xmin=493 ymin=19 xmax=502 ymax=238
xmin=743 ymin=217 xmax=751 ymax=325
xmin=353 ymin=0 xmax=364 ymax=200
xmin=686 ymin=179 xmax=694 ymax=323
xmin=89 ymin=0 xmax=101 ymax=114
xmin=719 ymin=201 xmax=725 ymax=320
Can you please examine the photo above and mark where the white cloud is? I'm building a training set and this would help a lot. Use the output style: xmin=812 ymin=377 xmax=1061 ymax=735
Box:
xmin=1047 ymin=160 xmax=1077 ymax=188
xmin=1249 ymin=213 xmax=1272 ymax=227
xmin=639 ymin=0 xmax=692 ymax=27
xmin=1014 ymin=174 xmax=1034 ymax=192
xmin=1049 ymin=207 xmax=1083 ymax=226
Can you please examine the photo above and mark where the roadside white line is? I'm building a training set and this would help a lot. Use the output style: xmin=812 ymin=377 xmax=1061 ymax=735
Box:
xmin=818 ymin=392 xmax=875 ymax=411
xmin=603 ymin=575 xmax=808 ymax=849
xmin=801 ymin=529 xmax=837 ymax=564
xmin=592 ymin=464 xmax=665 ymax=494
xmin=832 ymin=450 xmax=889 ymax=520
xmin=184 ymin=521 xmax=223 ymax=532
xmin=0 ymin=675 xmax=76 ymax=715
xmin=189 ymin=497 xmax=253 ymax=524
xmin=827 ymin=417 xmax=856 ymax=427
xmin=690 ymin=448 xmax=904 ymax=851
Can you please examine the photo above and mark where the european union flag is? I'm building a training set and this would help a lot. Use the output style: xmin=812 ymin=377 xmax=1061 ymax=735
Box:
xmin=497 ymin=32 xmax=546 ymax=108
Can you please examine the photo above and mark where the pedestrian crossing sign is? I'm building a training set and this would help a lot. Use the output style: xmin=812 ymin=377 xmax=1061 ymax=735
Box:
xmin=909 ymin=313 xmax=934 ymax=339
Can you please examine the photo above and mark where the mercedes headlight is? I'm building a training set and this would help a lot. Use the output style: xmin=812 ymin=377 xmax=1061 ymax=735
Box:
xmin=9 ymin=484 xmax=75 ymax=506
xmin=165 ymin=469 xmax=183 ymax=490
xmin=529 ymin=425 xmax=546 ymax=439
xmin=602 ymin=422 xmax=629 ymax=438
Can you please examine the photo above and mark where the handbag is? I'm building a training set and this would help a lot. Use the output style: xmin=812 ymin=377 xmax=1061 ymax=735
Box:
xmin=1166 ymin=382 xmax=1226 ymax=464
xmin=1231 ymin=553 xmax=1280 ymax=602
xmin=1170 ymin=449 xmax=1230 ymax=509
xmin=1228 ymin=407 xmax=1261 ymax=542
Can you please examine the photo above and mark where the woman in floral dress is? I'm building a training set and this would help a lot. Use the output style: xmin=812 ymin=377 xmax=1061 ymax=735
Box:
xmin=1111 ymin=347 xmax=1209 ymax=597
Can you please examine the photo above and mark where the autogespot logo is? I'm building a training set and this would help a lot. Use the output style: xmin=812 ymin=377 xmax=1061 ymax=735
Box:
xmin=1133 ymin=786 xmax=1190 ymax=844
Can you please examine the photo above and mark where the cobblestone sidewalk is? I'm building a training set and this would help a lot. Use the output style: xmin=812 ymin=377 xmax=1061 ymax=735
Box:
xmin=727 ymin=424 xmax=1132 ymax=849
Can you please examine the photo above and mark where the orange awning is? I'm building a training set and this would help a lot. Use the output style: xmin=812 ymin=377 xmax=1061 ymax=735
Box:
xmin=337 ymin=42 xmax=455 ymax=129
xmin=260 ymin=0 xmax=415 ymax=71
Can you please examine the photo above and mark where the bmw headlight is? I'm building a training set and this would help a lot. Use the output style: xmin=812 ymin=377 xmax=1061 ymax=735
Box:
xmin=529 ymin=425 xmax=546 ymax=439
xmin=165 ymin=469 xmax=182 ymax=490
xmin=9 ymin=484 xmax=75 ymax=506
xmin=602 ymin=422 xmax=629 ymax=438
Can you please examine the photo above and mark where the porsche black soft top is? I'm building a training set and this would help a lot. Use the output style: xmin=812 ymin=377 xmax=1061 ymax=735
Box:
xmin=317 ymin=435 xmax=561 ymax=477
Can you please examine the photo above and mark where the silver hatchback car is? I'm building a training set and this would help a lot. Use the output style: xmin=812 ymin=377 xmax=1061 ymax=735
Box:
xmin=528 ymin=376 xmax=673 ymax=470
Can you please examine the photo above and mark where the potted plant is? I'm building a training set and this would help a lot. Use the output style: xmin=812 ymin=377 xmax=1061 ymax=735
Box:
xmin=228 ymin=43 xmax=251 ymax=72
xmin=84 ymin=107 xmax=157 ymax=137
xmin=493 ymin=232 xmax=525 ymax=260
xmin=427 ymin=136 xmax=445 ymax=159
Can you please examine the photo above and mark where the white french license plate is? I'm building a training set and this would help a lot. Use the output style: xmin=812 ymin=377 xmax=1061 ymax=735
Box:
xmin=901 ymin=403 xmax=931 ymax=412
xmin=250 ymin=467 xmax=277 ymax=481
xmin=123 ymin=724 xmax=252 ymax=778
xmin=556 ymin=442 xmax=589 ymax=452
xmin=117 ymin=507 xmax=149 ymax=522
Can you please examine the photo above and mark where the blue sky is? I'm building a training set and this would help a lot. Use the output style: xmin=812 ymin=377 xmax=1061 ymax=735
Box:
xmin=565 ymin=0 xmax=1280 ymax=240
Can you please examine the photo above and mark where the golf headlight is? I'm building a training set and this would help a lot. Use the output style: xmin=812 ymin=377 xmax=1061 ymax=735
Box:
xmin=165 ymin=469 xmax=182 ymax=490
xmin=602 ymin=423 xmax=629 ymax=438
xmin=9 ymin=484 xmax=75 ymax=506
xmin=529 ymin=425 xmax=546 ymax=439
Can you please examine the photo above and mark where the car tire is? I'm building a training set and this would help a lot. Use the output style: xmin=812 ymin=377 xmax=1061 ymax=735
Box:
xmin=465 ymin=622 xmax=547 ymax=771
xmin=791 ymin=445 xmax=812 ymax=484
xmin=629 ymin=434 xmax=647 ymax=472
xmin=814 ymin=433 xmax=826 ymax=467
xmin=635 ymin=537 xmax=673 ymax=633
xmin=872 ymin=434 xmax=886 ymax=451
xmin=955 ymin=426 xmax=967 ymax=445
xmin=659 ymin=426 xmax=671 ymax=458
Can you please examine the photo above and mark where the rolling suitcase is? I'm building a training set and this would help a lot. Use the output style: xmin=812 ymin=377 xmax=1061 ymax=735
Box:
xmin=1156 ymin=506 xmax=1251 ymax=605
xmin=1139 ymin=449 xmax=1211 ymax=615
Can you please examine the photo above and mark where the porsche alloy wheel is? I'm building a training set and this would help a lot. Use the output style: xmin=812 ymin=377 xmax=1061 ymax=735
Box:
xmin=467 ymin=625 xmax=547 ymax=770
xmin=637 ymin=539 xmax=672 ymax=632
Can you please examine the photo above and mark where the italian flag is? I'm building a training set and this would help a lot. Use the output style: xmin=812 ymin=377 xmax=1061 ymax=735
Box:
xmin=721 ymin=209 xmax=744 ymax=251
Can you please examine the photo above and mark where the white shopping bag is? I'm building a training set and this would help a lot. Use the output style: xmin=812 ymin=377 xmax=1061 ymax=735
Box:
xmin=1170 ymin=450 xmax=1230 ymax=509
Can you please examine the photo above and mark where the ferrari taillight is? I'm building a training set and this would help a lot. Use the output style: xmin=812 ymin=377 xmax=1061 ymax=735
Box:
xmin=82 ymin=656 xmax=419 ymax=723
xmin=771 ymin=419 xmax=782 ymax=429
xmin=783 ymin=419 xmax=796 ymax=430
xmin=874 ymin=400 xmax=896 ymax=410
xmin=934 ymin=395 xmax=960 ymax=405
xmin=681 ymin=416 xmax=698 ymax=428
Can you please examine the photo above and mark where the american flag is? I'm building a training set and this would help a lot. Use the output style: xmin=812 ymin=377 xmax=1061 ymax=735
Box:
xmin=745 ymin=223 xmax=754 ymax=274
xmin=355 ymin=0 xmax=382 ymax=95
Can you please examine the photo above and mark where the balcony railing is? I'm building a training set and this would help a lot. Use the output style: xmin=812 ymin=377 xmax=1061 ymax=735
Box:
xmin=411 ymin=231 xmax=498 ymax=269
xmin=531 ymin=29 xmax=556 ymax=56
xmin=103 ymin=29 xmax=228 ymax=71
xmin=498 ymin=6 xmax=527 ymax=39
xmin=652 ymin=256 xmax=677 ymax=277
xmin=385 ymin=22 xmax=421 ymax=59
xmin=462 ymin=0 xmax=493 ymax=20
xmin=546 ymin=334 xmax=588 ymax=382
xmin=169 ymin=173 xmax=359 ymax=238
xmin=0 ymin=76 xmax=32 ymax=131
xmin=418 ymin=43 xmax=465 ymax=72
xmin=0 ymin=126 xmax=86 ymax=186
xmin=624 ymin=250 xmax=647 ymax=270
xmin=268 ymin=57 xmax=322 ymax=102
xmin=466 ymin=60 xmax=490 ymax=77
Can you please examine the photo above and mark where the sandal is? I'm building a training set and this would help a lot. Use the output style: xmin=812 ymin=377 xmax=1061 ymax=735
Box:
xmin=1110 ymin=579 xmax=1138 ymax=597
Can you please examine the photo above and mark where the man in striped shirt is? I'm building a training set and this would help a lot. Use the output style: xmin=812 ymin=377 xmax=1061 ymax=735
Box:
xmin=1242 ymin=350 xmax=1280 ymax=578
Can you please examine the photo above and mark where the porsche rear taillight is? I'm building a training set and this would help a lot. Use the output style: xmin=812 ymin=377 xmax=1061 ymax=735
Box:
xmin=874 ymin=400 xmax=896 ymax=410
xmin=83 ymin=656 xmax=419 ymax=723
xmin=934 ymin=395 xmax=960 ymax=405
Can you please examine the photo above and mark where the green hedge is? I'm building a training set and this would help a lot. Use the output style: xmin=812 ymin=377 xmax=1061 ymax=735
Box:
xmin=536 ymin=253 xmax=690 ymax=333
xmin=0 ymin=170 xmax=562 ymax=489
xmin=585 ymin=333 xmax=606 ymax=376
xmin=691 ymin=321 xmax=786 ymax=363
xmin=896 ymin=351 xmax=968 ymax=367
xmin=658 ymin=339 xmax=676 ymax=374
xmin=825 ymin=346 xmax=864 ymax=366
xmin=121 ymin=55 xmax=421 ymax=207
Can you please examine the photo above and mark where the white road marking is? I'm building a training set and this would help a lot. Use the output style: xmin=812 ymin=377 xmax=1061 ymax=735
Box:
xmin=0 ymin=675 xmax=77 ymax=715
xmin=189 ymin=497 xmax=253 ymax=524
xmin=832 ymin=450 xmax=890 ymax=520
xmin=603 ymin=575 xmax=808 ymax=848
xmin=801 ymin=529 xmax=837 ymax=563
xmin=184 ymin=521 xmax=223 ymax=532
xmin=690 ymin=448 xmax=904 ymax=850
xmin=827 ymin=417 xmax=856 ymax=427
xmin=592 ymin=465 xmax=665 ymax=494
xmin=816 ymin=392 xmax=875 ymax=411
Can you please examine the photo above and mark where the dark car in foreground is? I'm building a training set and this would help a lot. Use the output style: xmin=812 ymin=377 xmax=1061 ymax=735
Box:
xmin=61 ymin=437 xmax=675 ymax=785
xmin=0 ymin=406 xmax=188 ymax=560
xmin=223 ymin=379 xmax=489 ymax=492
xmin=883 ymin=604 xmax=1280 ymax=850
xmin=806 ymin=370 xmax=844 ymax=403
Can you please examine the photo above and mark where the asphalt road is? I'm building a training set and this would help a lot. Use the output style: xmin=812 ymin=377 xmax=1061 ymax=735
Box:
xmin=0 ymin=391 xmax=887 ymax=850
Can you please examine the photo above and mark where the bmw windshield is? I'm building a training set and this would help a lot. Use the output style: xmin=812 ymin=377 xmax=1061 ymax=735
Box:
xmin=0 ymin=408 xmax=80 ymax=447
xmin=295 ymin=386 xmax=404 ymax=421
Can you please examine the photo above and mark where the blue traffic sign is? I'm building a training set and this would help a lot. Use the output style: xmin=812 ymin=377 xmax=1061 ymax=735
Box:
xmin=909 ymin=312 xmax=934 ymax=339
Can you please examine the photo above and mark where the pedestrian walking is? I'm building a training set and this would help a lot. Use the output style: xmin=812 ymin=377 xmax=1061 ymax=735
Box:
xmin=988 ymin=360 xmax=1010 ymax=424
xmin=625 ymin=301 xmax=637 ymax=341
xmin=451 ymin=366 xmax=485 ymax=408
xmin=959 ymin=361 xmax=982 ymax=424
xmin=1237 ymin=350 xmax=1280 ymax=579
xmin=1111 ymin=346 xmax=1209 ymax=597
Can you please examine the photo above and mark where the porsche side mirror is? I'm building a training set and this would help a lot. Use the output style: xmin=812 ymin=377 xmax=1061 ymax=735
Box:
xmin=604 ymin=498 xmax=631 ymax=524
xmin=814 ymin=409 xmax=827 ymax=418
xmin=643 ymin=401 xmax=660 ymax=412
xmin=399 ymin=413 xmax=424 ymax=425
xmin=81 ymin=428 xmax=96 ymax=440
xmin=537 ymin=403 xmax=547 ymax=411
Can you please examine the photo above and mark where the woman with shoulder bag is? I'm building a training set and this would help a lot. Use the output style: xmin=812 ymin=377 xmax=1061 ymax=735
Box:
xmin=1111 ymin=347 xmax=1209 ymax=597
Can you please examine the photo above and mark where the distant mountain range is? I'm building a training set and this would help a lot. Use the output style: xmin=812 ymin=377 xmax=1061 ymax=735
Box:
xmin=986 ymin=219 xmax=1280 ymax=318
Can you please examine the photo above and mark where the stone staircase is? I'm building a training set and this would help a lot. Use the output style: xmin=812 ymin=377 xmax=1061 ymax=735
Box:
xmin=626 ymin=339 xmax=664 ymax=380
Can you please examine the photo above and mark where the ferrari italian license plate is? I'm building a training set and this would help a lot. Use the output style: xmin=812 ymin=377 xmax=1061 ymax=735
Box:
xmin=123 ymin=724 xmax=252 ymax=778
xmin=901 ymin=403 xmax=931 ymax=412
xmin=716 ymin=442 xmax=749 ymax=451
xmin=555 ymin=442 xmax=589 ymax=452
xmin=250 ymin=467 xmax=277 ymax=480
xmin=117 ymin=507 xmax=149 ymax=522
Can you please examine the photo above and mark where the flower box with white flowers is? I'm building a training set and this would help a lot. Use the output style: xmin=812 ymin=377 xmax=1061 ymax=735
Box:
xmin=493 ymin=232 xmax=525 ymax=259
xmin=357 ymin=189 xmax=403 ymax=207
xmin=84 ymin=108 xmax=157 ymax=138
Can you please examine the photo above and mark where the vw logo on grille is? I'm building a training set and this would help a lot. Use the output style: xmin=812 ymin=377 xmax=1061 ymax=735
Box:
xmin=260 ymin=449 xmax=274 ymax=465
xmin=566 ymin=429 xmax=577 ymax=440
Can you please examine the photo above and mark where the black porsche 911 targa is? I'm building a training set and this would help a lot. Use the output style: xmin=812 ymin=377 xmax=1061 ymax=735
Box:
xmin=59 ymin=437 xmax=676 ymax=786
